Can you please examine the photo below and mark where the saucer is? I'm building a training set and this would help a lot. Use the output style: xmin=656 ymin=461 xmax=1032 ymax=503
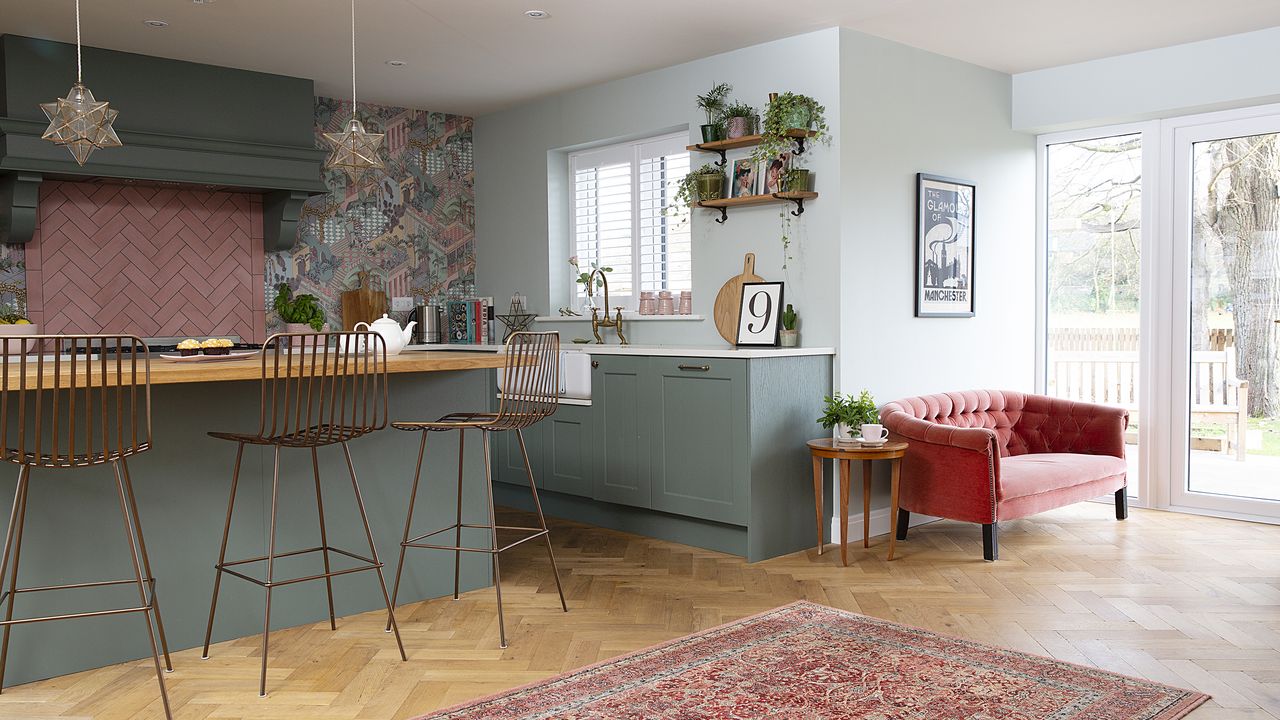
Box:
xmin=855 ymin=437 xmax=887 ymax=448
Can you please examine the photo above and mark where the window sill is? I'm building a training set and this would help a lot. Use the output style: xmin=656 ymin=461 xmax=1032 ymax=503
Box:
xmin=534 ymin=314 xmax=705 ymax=323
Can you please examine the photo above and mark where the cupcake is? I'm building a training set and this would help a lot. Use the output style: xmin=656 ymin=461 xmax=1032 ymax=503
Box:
xmin=177 ymin=339 xmax=202 ymax=357
xmin=200 ymin=338 xmax=234 ymax=355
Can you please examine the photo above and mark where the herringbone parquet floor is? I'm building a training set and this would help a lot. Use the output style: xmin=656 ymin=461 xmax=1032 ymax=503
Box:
xmin=0 ymin=503 xmax=1277 ymax=719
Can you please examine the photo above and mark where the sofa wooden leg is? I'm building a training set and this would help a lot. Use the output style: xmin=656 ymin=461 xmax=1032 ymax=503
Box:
xmin=982 ymin=523 xmax=998 ymax=561
xmin=1115 ymin=489 xmax=1128 ymax=520
xmin=896 ymin=509 xmax=910 ymax=540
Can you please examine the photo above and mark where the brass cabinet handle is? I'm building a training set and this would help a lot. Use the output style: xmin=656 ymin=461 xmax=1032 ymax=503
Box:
xmin=678 ymin=363 xmax=711 ymax=372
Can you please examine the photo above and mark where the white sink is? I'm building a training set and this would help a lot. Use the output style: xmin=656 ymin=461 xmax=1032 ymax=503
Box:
xmin=496 ymin=349 xmax=591 ymax=401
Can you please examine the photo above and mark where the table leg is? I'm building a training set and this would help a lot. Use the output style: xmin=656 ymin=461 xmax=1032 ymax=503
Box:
xmin=888 ymin=458 xmax=902 ymax=561
xmin=811 ymin=456 xmax=824 ymax=555
xmin=839 ymin=459 xmax=851 ymax=567
xmin=862 ymin=460 xmax=872 ymax=549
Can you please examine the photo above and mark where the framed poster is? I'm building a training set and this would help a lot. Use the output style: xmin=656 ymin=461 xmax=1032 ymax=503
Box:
xmin=736 ymin=282 xmax=784 ymax=346
xmin=730 ymin=159 xmax=757 ymax=198
xmin=915 ymin=173 xmax=976 ymax=317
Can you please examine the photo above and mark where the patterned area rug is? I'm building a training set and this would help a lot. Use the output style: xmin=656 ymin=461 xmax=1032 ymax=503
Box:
xmin=419 ymin=601 xmax=1209 ymax=719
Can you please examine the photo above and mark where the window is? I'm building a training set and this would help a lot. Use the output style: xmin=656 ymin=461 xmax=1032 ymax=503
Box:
xmin=570 ymin=132 xmax=690 ymax=309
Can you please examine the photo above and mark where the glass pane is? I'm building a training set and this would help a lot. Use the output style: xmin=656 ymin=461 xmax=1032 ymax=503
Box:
xmin=1188 ymin=133 xmax=1280 ymax=501
xmin=1045 ymin=134 xmax=1142 ymax=493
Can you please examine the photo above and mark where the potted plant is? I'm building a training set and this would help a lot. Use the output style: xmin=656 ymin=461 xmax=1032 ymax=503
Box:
xmin=780 ymin=304 xmax=798 ymax=347
xmin=273 ymin=283 xmax=326 ymax=333
xmin=673 ymin=163 xmax=727 ymax=209
xmin=695 ymin=82 xmax=732 ymax=143
xmin=751 ymin=92 xmax=830 ymax=166
xmin=819 ymin=390 xmax=879 ymax=446
xmin=569 ymin=255 xmax=612 ymax=312
xmin=782 ymin=167 xmax=811 ymax=193
xmin=722 ymin=100 xmax=757 ymax=139
xmin=0 ymin=294 xmax=36 ymax=355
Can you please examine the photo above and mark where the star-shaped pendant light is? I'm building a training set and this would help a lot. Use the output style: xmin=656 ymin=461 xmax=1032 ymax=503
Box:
xmin=323 ymin=0 xmax=385 ymax=181
xmin=40 ymin=0 xmax=122 ymax=166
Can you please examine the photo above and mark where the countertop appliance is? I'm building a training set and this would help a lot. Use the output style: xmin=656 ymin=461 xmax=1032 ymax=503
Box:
xmin=413 ymin=304 xmax=443 ymax=344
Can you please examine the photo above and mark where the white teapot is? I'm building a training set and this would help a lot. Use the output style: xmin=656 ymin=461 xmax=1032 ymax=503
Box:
xmin=353 ymin=314 xmax=417 ymax=356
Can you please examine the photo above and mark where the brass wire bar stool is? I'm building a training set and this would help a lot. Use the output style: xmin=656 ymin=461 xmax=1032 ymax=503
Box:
xmin=0 ymin=335 xmax=172 ymax=719
xmin=386 ymin=331 xmax=568 ymax=648
xmin=200 ymin=332 xmax=406 ymax=697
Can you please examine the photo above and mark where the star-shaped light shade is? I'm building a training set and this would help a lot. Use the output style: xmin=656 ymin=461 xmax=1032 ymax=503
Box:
xmin=323 ymin=118 xmax=386 ymax=181
xmin=40 ymin=83 xmax=122 ymax=166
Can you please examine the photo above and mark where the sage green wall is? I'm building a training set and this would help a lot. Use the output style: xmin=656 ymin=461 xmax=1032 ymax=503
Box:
xmin=473 ymin=29 xmax=843 ymax=349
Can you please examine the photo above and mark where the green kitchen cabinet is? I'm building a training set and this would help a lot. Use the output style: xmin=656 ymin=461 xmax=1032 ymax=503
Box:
xmin=645 ymin=357 xmax=749 ymax=525
xmin=590 ymin=356 xmax=652 ymax=507
xmin=493 ymin=421 xmax=544 ymax=488
xmin=491 ymin=401 xmax=592 ymax=498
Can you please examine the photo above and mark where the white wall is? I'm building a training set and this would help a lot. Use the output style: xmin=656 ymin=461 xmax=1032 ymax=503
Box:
xmin=475 ymin=29 xmax=842 ymax=349
xmin=839 ymin=29 xmax=1037 ymax=402
xmin=1013 ymin=26 xmax=1280 ymax=132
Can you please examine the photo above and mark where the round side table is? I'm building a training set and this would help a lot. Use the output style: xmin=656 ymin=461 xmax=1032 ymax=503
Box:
xmin=806 ymin=438 xmax=909 ymax=565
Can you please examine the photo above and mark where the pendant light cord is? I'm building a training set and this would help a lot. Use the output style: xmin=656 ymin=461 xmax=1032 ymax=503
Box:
xmin=350 ymin=0 xmax=357 ymax=106
xmin=75 ymin=0 xmax=82 ymax=83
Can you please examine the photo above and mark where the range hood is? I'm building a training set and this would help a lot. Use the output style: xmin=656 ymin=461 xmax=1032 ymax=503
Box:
xmin=0 ymin=35 xmax=326 ymax=250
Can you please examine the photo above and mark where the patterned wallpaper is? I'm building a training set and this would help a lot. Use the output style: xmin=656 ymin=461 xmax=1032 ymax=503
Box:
xmin=265 ymin=97 xmax=476 ymax=330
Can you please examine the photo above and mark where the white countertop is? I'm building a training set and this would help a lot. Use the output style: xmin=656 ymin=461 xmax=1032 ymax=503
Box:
xmin=406 ymin=343 xmax=835 ymax=359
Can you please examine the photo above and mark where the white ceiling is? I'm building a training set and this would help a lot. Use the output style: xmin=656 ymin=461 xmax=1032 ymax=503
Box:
xmin=3 ymin=0 xmax=1279 ymax=116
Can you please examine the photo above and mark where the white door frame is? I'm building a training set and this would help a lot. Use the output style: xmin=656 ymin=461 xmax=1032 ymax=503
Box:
xmin=1163 ymin=103 xmax=1280 ymax=521
xmin=1035 ymin=122 xmax=1160 ymax=508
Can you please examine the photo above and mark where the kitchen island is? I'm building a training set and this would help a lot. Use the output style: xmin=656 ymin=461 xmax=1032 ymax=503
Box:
xmin=2 ymin=351 xmax=505 ymax=686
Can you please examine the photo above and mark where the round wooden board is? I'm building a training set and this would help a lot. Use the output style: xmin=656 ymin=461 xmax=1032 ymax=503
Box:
xmin=713 ymin=253 xmax=764 ymax=344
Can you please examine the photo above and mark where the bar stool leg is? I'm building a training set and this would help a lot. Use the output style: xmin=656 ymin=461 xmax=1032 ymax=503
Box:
xmin=386 ymin=431 xmax=428 ymax=632
xmin=119 ymin=458 xmax=173 ymax=671
xmin=339 ymin=442 xmax=407 ymax=661
xmin=260 ymin=445 xmax=282 ymax=697
xmin=452 ymin=429 xmax=465 ymax=601
xmin=202 ymin=441 xmax=245 ymax=659
xmin=481 ymin=432 xmax=507 ymax=649
xmin=515 ymin=429 xmax=567 ymax=612
xmin=0 ymin=467 xmax=30 ymax=691
xmin=111 ymin=461 xmax=172 ymax=719
xmin=310 ymin=448 xmax=337 ymax=632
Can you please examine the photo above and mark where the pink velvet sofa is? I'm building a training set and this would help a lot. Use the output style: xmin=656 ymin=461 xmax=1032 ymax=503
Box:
xmin=880 ymin=390 xmax=1129 ymax=561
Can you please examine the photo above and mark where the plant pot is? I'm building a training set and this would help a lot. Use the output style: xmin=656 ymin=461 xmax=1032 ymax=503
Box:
xmin=784 ymin=169 xmax=811 ymax=193
xmin=726 ymin=116 xmax=751 ymax=139
xmin=0 ymin=323 xmax=38 ymax=355
xmin=834 ymin=423 xmax=857 ymax=447
xmin=695 ymin=173 xmax=725 ymax=202
xmin=785 ymin=106 xmax=813 ymax=131
xmin=284 ymin=322 xmax=312 ymax=334
xmin=779 ymin=329 xmax=799 ymax=347
xmin=700 ymin=124 xmax=722 ymax=143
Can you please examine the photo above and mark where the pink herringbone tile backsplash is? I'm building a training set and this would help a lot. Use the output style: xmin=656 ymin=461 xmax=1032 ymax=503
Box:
xmin=26 ymin=181 xmax=266 ymax=343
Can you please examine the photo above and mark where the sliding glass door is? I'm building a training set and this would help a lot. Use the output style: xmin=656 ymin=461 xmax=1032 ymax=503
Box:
xmin=1170 ymin=112 xmax=1280 ymax=518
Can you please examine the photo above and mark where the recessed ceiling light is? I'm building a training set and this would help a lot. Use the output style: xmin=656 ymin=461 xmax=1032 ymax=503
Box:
xmin=143 ymin=19 xmax=169 ymax=28
xmin=386 ymin=59 xmax=407 ymax=67
xmin=524 ymin=9 xmax=549 ymax=19
xmin=191 ymin=0 xmax=216 ymax=4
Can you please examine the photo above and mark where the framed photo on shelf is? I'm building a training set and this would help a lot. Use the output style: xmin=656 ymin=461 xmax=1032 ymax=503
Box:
xmin=735 ymin=281 xmax=784 ymax=346
xmin=760 ymin=152 xmax=790 ymax=195
xmin=730 ymin=159 xmax=757 ymax=198
xmin=915 ymin=173 xmax=976 ymax=318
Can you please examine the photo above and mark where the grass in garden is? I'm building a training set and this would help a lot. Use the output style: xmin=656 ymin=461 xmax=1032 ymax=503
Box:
xmin=1187 ymin=417 xmax=1280 ymax=457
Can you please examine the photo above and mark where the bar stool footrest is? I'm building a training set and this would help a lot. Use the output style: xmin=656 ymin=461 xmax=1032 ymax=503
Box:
xmin=404 ymin=523 xmax=549 ymax=554
xmin=216 ymin=546 xmax=381 ymax=588
xmin=0 ymin=577 xmax=159 ymax=627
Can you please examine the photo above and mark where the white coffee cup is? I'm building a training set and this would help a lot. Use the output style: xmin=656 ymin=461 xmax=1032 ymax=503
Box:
xmin=860 ymin=423 xmax=888 ymax=442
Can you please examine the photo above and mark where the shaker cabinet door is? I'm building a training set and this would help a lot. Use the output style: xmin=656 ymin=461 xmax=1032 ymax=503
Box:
xmin=591 ymin=356 xmax=651 ymax=508
xmin=646 ymin=358 xmax=748 ymax=525
xmin=541 ymin=404 xmax=593 ymax=498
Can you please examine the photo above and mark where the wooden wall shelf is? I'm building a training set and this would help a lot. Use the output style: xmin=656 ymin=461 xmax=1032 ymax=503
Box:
xmin=687 ymin=129 xmax=817 ymax=167
xmin=695 ymin=191 xmax=818 ymax=224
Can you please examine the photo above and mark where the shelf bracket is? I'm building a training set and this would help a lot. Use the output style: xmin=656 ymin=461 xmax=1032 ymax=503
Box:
xmin=714 ymin=206 xmax=729 ymax=224
xmin=694 ymin=144 xmax=728 ymax=169
xmin=791 ymin=136 xmax=808 ymax=156
xmin=788 ymin=196 xmax=806 ymax=217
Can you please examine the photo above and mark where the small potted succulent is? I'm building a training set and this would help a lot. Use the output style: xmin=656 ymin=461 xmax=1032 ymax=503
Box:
xmin=273 ymin=283 xmax=326 ymax=333
xmin=779 ymin=303 xmax=798 ymax=347
xmin=673 ymin=163 xmax=727 ymax=209
xmin=722 ymin=100 xmax=757 ymax=139
xmin=819 ymin=390 xmax=879 ymax=446
xmin=695 ymin=82 xmax=732 ymax=143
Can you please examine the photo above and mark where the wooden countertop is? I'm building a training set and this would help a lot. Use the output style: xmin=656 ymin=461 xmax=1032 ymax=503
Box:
xmin=2 ymin=350 xmax=506 ymax=387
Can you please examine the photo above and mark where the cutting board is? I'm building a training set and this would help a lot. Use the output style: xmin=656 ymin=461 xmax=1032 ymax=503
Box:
xmin=713 ymin=253 xmax=764 ymax=344
xmin=340 ymin=271 xmax=388 ymax=330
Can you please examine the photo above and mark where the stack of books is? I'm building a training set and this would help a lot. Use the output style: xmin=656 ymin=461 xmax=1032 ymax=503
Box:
xmin=445 ymin=297 xmax=495 ymax=345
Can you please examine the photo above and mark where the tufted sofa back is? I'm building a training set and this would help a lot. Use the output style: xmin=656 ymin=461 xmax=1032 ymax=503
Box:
xmin=880 ymin=390 xmax=1124 ymax=458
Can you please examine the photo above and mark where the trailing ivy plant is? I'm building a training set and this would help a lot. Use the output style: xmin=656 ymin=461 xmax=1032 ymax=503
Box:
xmin=670 ymin=163 xmax=725 ymax=213
xmin=750 ymin=92 xmax=830 ymax=166
xmin=273 ymin=283 xmax=326 ymax=331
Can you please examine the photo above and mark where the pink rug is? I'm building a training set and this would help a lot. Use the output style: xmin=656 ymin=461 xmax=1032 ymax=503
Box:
xmin=419 ymin=601 xmax=1209 ymax=719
